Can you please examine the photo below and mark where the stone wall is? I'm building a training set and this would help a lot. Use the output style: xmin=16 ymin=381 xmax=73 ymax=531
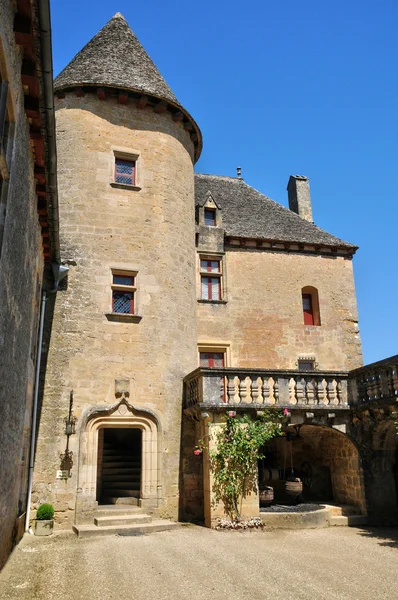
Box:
xmin=197 ymin=249 xmax=362 ymax=371
xmin=32 ymin=94 xmax=197 ymax=526
xmin=0 ymin=0 xmax=44 ymax=569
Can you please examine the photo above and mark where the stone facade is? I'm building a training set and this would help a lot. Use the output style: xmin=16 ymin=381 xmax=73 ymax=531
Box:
xmin=31 ymin=93 xmax=198 ymax=527
xmin=197 ymin=250 xmax=362 ymax=371
xmin=0 ymin=0 xmax=54 ymax=569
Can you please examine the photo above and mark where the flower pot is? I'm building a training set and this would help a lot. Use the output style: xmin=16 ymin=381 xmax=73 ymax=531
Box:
xmin=34 ymin=519 xmax=54 ymax=536
xmin=259 ymin=486 xmax=274 ymax=506
xmin=285 ymin=478 xmax=303 ymax=497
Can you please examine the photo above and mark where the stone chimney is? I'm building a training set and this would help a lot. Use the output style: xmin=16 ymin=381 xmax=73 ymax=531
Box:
xmin=287 ymin=175 xmax=313 ymax=222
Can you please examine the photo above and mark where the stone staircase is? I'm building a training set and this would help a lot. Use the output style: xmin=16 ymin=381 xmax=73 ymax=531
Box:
xmin=324 ymin=503 xmax=368 ymax=526
xmin=72 ymin=505 xmax=179 ymax=538
xmin=100 ymin=439 xmax=141 ymax=504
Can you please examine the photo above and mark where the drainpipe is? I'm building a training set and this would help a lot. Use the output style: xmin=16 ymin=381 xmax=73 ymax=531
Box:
xmin=24 ymin=290 xmax=47 ymax=533
xmin=25 ymin=264 xmax=69 ymax=533
xmin=37 ymin=0 xmax=60 ymax=264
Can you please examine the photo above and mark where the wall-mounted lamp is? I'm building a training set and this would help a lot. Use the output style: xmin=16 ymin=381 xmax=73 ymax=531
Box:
xmin=64 ymin=390 xmax=77 ymax=436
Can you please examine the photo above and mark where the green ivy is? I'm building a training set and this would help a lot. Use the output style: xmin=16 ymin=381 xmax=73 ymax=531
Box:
xmin=209 ymin=410 xmax=284 ymax=520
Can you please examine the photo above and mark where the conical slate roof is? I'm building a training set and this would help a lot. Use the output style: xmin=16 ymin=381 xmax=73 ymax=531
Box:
xmin=54 ymin=14 xmax=202 ymax=159
xmin=195 ymin=174 xmax=357 ymax=251
xmin=55 ymin=13 xmax=178 ymax=103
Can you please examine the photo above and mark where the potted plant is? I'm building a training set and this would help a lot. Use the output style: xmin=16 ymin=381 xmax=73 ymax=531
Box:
xmin=34 ymin=503 xmax=54 ymax=536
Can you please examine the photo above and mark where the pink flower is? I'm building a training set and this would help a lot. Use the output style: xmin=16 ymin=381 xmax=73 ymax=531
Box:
xmin=228 ymin=411 xmax=236 ymax=418
xmin=283 ymin=408 xmax=289 ymax=416
xmin=193 ymin=449 xmax=202 ymax=456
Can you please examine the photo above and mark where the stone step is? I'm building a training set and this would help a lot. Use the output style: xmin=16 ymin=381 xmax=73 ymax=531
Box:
xmin=102 ymin=483 xmax=140 ymax=491
xmin=101 ymin=467 xmax=141 ymax=474
xmin=73 ymin=519 xmax=179 ymax=538
xmin=95 ymin=505 xmax=143 ymax=516
xmin=102 ymin=497 xmax=139 ymax=506
xmin=329 ymin=515 xmax=368 ymax=527
xmin=94 ymin=514 xmax=152 ymax=527
xmin=102 ymin=455 xmax=141 ymax=462
xmin=323 ymin=504 xmax=359 ymax=517
xmin=101 ymin=461 xmax=141 ymax=468
xmin=102 ymin=473 xmax=141 ymax=482
xmin=101 ymin=489 xmax=140 ymax=497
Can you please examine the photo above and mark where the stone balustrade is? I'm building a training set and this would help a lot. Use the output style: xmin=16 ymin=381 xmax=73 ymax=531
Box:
xmin=184 ymin=368 xmax=349 ymax=409
xmin=348 ymin=355 xmax=398 ymax=405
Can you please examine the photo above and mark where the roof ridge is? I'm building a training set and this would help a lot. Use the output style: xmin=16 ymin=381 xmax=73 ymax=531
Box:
xmin=195 ymin=173 xmax=239 ymax=181
xmin=194 ymin=174 xmax=356 ymax=250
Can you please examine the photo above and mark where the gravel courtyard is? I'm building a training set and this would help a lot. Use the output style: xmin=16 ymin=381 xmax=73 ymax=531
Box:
xmin=0 ymin=525 xmax=397 ymax=600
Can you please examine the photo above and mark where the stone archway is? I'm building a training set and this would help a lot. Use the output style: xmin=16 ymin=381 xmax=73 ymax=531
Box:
xmin=75 ymin=398 xmax=162 ymax=522
xmin=364 ymin=420 xmax=398 ymax=523
xmin=260 ymin=424 xmax=366 ymax=513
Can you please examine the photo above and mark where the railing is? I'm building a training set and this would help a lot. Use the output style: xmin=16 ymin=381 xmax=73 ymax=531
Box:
xmin=349 ymin=355 xmax=398 ymax=405
xmin=184 ymin=368 xmax=349 ymax=409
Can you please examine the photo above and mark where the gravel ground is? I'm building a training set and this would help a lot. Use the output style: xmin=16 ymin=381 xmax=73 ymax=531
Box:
xmin=0 ymin=525 xmax=397 ymax=600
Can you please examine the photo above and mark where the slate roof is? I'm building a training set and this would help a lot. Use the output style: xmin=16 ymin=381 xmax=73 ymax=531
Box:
xmin=195 ymin=174 xmax=357 ymax=251
xmin=54 ymin=14 xmax=202 ymax=159
xmin=54 ymin=13 xmax=178 ymax=102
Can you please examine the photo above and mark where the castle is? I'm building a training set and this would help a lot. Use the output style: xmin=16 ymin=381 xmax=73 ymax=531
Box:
xmin=0 ymin=3 xmax=397 ymax=567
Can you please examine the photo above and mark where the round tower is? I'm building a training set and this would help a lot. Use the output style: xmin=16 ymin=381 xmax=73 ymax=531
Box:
xmin=33 ymin=14 xmax=202 ymax=525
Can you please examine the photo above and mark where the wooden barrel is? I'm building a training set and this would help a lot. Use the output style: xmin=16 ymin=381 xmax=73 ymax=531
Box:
xmin=263 ymin=468 xmax=272 ymax=482
xmin=259 ymin=486 xmax=274 ymax=506
xmin=270 ymin=468 xmax=279 ymax=481
xmin=285 ymin=478 xmax=303 ymax=497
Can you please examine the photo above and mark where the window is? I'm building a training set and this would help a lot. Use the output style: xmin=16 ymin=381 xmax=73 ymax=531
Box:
xmin=298 ymin=359 xmax=315 ymax=371
xmin=204 ymin=208 xmax=216 ymax=226
xmin=111 ymin=271 xmax=136 ymax=314
xmin=114 ymin=157 xmax=136 ymax=186
xmin=301 ymin=287 xmax=321 ymax=326
xmin=200 ymin=258 xmax=222 ymax=301
xmin=200 ymin=352 xmax=225 ymax=368
xmin=302 ymin=293 xmax=314 ymax=325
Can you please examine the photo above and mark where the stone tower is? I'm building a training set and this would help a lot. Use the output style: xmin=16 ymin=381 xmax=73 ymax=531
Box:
xmin=32 ymin=14 xmax=201 ymax=526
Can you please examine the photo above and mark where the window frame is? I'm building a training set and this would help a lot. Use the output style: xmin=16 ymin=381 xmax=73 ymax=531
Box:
xmin=110 ymin=147 xmax=141 ymax=191
xmin=197 ymin=343 xmax=230 ymax=367
xmin=199 ymin=255 xmax=225 ymax=303
xmin=114 ymin=157 xmax=136 ymax=187
xmin=204 ymin=207 xmax=217 ymax=227
xmin=301 ymin=286 xmax=321 ymax=326
xmin=106 ymin=268 xmax=142 ymax=322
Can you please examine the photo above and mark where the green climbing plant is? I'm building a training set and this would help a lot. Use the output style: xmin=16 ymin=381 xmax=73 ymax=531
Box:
xmin=208 ymin=409 xmax=286 ymax=520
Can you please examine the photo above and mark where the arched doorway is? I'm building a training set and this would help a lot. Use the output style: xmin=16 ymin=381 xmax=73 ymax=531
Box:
xmin=365 ymin=420 xmax=398 ymax=523
xmin=259 ymin=425 xmax=366 ymax=513
xmin=75 ymin=398 xmax=162 ymax=522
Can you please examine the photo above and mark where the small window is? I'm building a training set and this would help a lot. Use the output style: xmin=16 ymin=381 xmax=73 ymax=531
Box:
xmin=302 ymin=293 xmax=314 ymax=325
xmin=111 ymin=271 xmax=136 ymax=314
xmin=204 ymin=208 xmax=216 ymax=226
xmin=298 ymin=360 xmax=315 ymax=371
xmin=301 ymin=287 xmax=321 ymax=326
xmin=200 ymin=258 xmax=222 ymax=301
xmin=114 ymin=158 xmax=136 ymax=186
xmin=199 ymin=352 xmax=225 ymax=368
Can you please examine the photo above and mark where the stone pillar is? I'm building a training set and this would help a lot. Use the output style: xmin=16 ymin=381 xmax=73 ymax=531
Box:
xmin=202 ymin=416 xmax=260 ymax=527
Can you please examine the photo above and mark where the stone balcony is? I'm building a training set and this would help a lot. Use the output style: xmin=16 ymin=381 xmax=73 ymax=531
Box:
xmin=184 ymin=367 xmax=349 ymax=413
xmin=348 ymin=355 xmax=398 ymax=408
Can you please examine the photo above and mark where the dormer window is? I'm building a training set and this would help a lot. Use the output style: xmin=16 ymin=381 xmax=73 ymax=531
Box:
xmin=204 ymin=208 xmax=216 ymax=226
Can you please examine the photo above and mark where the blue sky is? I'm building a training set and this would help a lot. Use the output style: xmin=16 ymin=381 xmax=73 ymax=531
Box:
xmin=50 ymin=0 xmax=397 ymax=365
